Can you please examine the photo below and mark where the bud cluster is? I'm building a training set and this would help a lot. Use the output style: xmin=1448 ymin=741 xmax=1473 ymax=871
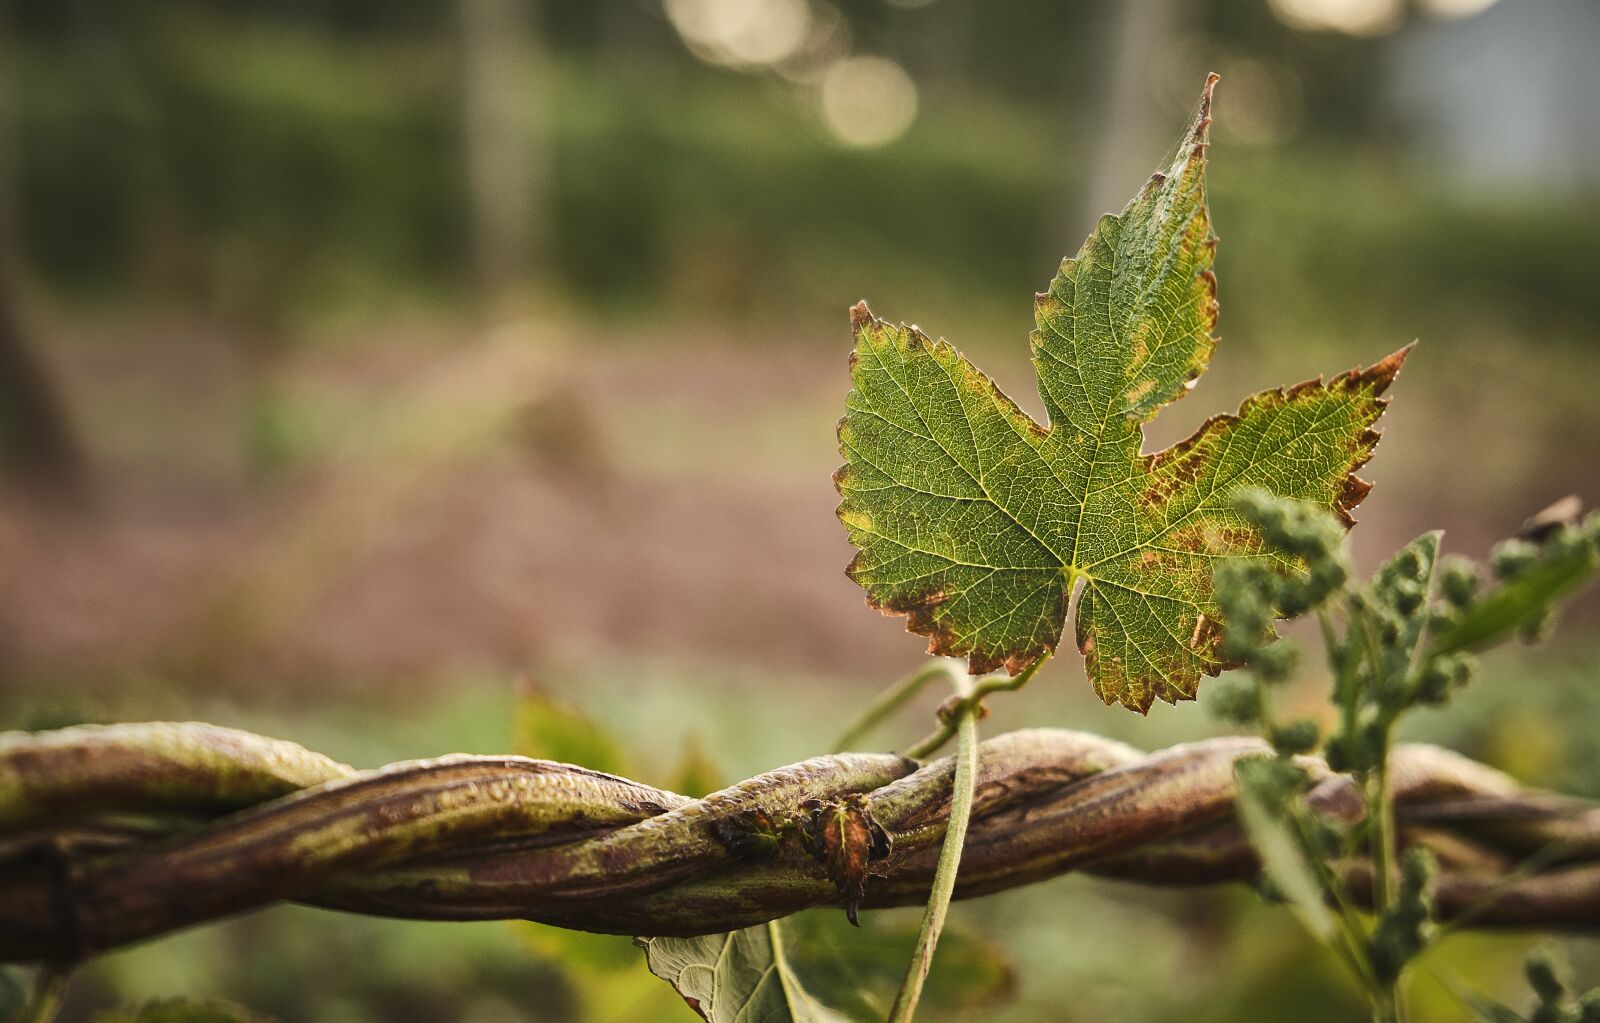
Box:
xmin=1500 ymin=948 xmax=1600 ymax=1023
xmin=1205 ymin=493 xmax=1600 ymax=1017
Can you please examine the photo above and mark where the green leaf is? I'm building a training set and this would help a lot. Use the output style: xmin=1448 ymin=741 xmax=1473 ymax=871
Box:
xmin=91 ymin=998 xmax=276 ymax=1023
xmin=1429 ymin=538 xmax=1599 ymax=658
xmin=781 ymin=911 xmax=1013 ymax=1021
xmin=1233 ymin=758 xmax=1337 ymax=947
xmin=511 ymin=687 xmax=659 ymax=983
xmin=1371 ymin=531 xmax=1443 ymax=677
xmin=835 ymin=75 xmax=1406 ymax=711
xmin=513 ymin=683 xmax=631 ymax=777
xmin=513 ymin=920 xmax=645 ymax=976
xmin=639 ymin=923 xmax=850 ymax=1023
xmin=669 ymin=734 xmax=726 ymax=800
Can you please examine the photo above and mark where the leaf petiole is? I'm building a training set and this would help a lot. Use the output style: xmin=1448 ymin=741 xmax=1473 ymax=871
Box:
xmin=900 ymin=653 xmax=1050 ymax=760
xmin=829 ymin=660 xmax=961 ymax=754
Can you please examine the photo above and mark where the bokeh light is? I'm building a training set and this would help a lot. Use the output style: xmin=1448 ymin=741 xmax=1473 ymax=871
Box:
xmin=664 ymin=0 xmax=812 ymax=68
xmin=1268 ymin=0 xmax=1404 ymax=36
xmin=817 ymin=55 xmax=919 ymax=148
xmin=1416 ymin=0 xmax=1503 ymax=19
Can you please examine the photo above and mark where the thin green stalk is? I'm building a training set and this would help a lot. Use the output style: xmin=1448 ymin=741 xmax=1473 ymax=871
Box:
xmin=1348 ymin=598 xmax=1407 ymax=1023
xmin=1429 ymin=841 xmax=1574 ymax=942
xmin=901 ymin=653 xmax=1050 ymax=760
xmin=887 ymin=673 xmax=979 ymax=1023
xmin=20 ymin=964 xmax=70 ymax=1023
xmin=1249 ymin=644 xmax=1382 ymax=1007
xmin=1288 ymin=810 xmax=1380 ymax=999
xmin=829 ymin=661 xmax=959 ymax=754
xmin=1368 ymin=724 xmax=1406 ymax=1023
xmin=1369 ymin=730 xmax=1398 ymax=921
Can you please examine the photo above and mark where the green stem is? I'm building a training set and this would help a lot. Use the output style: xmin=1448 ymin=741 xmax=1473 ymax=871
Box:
xmin=1348 ymin=599 xmax=1407 ymax=1023
xmin=829 ymin=661 xmax=959 ymax=754
xmin=887 ymin=673 xmax=980 ymax=1023
xmin=1368 ymin=720 xmax=1406 ymax=1023
xmin=20 ymin=964 xmax=71 ymax=1023
xmin=901 ymin=653 xmax=1050 ymax=760
xmin=1288 ymin=809 xmax=1380 ymax=999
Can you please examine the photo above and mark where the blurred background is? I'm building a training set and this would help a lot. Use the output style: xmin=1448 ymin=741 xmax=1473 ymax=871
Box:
xmin=1 ymin=0 xmax=1598 ymax=1019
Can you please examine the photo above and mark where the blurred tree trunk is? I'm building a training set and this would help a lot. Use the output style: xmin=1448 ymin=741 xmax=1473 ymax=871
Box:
xmin=0 ymin=258 xmax=85 ymax=496
xmin=460 ymin=0 xmax=548 ymax=311
xmin=1073 ymin=0 xmax=1183 ymax=239
xmin=0 ymin=13 xmax=86 ymax=498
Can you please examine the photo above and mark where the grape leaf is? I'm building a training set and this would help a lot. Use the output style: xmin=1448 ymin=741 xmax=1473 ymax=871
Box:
xmin=835 ymin=74 xmax=1407 ymax=712
xmin=639 ymin=923 xmax=850 ymax=1023
xmin=780 ymin=910 xmax=1014 ymax=1020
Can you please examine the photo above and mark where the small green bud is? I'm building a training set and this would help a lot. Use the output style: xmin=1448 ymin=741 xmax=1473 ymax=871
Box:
xmin=1576 ymin=990 xmax=1600 ymax=1023
xmin=1324 ymin=736 xmax=1352 ymax=774
xmin=1491 ymin=538 xmax=1540 ymax=580
xmin=1237 ymin=753 xmax=1310 ymax=802
xmin=1270 ymin=718 xmax=1320 ymax=755
xmin=1371 ymin=848 xmax=1436 ymax=983
xmin=1414 ymin=666 xmax=1452 ymax=706
xmin=1352 ymin=720 xmax=1386 ymax=774
xmin=1427 ymin=604 xmax=1461 ymax=632
xmin=1376 ymin=611 xmax=1403 ymax=644
xmin=1394 ymin=548 xmax=1423 ymax=579
xmin=1525 ymin=950 xmax=1566 ymax=1004
xmin=1414 ymin=652 xmax=1475 ymax=706
xmin=1207 ymin=677 xmax=1260 ymax=726
xmin=1276 ymin=580 xmax=1313 ymax=617
xmin=1438 ymin=555 xmax=1480 ymax=608
xmin=1399 ymin=845 xmax=1436 ymax=892
xmin=1252 ymin=640 xmax=1299 ymax=684
xmin=1517 ymin=608 xmax=1558 ymax=645
xmin=1306 ymin=559 xmax=1350 ymax=603
xmin=1389 ymin=577 xmax=1425 ymax=616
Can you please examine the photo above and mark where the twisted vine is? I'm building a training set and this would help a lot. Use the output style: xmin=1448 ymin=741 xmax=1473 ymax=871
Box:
xmin=3 ymin=721 xmax=1599 ymax=964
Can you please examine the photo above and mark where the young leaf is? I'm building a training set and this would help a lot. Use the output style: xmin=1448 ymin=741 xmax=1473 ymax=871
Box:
xmin=639 ymin=923 xmax=850 ymax=1023
xmin=1233 ymin=758 xmax=1338 ymax=947
xmin=835 ymin=75 xmax=1407 ymax=711
xmin=1368 ymin=531 xmax=1443 ymax=680
xmin=1429 ymin=533 xmax=1599 ymax=658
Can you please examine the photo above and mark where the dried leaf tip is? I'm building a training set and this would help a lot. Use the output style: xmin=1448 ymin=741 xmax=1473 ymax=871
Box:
xmin=1345 ymin=342 xmax=1415 ymax=396
xmin=850 ymin=300 xmax=875 ymax=331
xmin=1190 ymin=72 xmax=1220 ymax=147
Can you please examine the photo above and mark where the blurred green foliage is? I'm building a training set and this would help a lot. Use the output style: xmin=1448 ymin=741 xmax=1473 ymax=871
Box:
xmin=8 ymin=5 xmax=1597 ymax=347
xmin=5 ymin=2 xmax=1600 ymax=1021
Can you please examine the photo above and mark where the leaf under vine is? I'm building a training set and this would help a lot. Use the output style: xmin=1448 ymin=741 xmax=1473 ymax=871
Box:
xmin=639 ymin=923 xmax=850 ymax=1023
xmin=835 ymin=74 xmax=1407 ymax=711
